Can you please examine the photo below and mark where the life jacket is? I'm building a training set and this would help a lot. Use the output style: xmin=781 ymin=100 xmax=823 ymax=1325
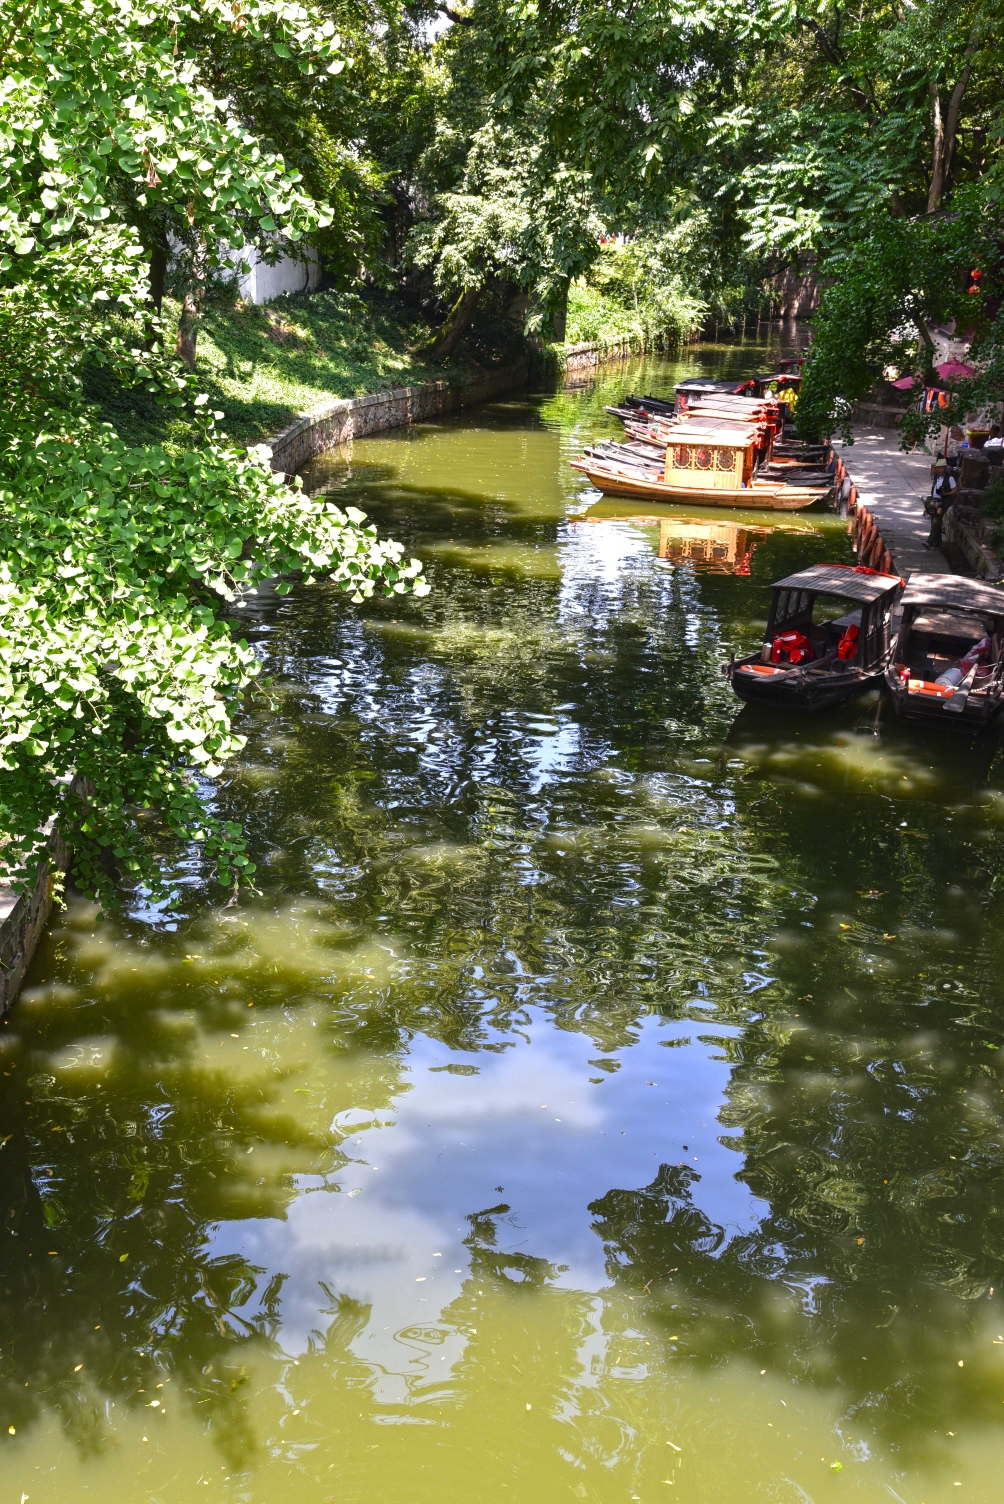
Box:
xmin=770 ymin=630 xmax=814 ymax=666
xmin=837 ymin=624 xmax=859 ymax=660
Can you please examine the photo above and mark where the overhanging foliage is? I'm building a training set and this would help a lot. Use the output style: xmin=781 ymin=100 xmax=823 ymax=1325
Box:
xmin=0 ymin=0 xmax=427 ymax=911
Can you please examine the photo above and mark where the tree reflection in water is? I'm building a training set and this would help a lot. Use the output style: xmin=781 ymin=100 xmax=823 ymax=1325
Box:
xmin=589 ymin=975 xmax=1004 ymax=1453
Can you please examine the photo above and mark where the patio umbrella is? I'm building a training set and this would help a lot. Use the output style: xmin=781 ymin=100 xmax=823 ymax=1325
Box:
xmin=890 ymin=375 xmax=917 ymax=389
xmin=935 ymin=359 xmax=975 ymax=380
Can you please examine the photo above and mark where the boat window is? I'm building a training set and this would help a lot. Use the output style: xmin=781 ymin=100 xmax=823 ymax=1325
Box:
xmin=811 ymin=596 xmax=856 ymax=626
xmin=774 ymin=589 xmax=811 ymax=624
xmin=670 ymin=443 xmax=731 ymax=472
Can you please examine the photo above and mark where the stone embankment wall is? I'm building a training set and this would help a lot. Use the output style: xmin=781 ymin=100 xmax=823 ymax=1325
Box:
xmin=943 ymin=508 xmax=1002 ymax=577
xmin=562 ymin=337 xmax=642 ymax=373
xmin=1 ymin=816 xmax=73 ymax=1017
xmin=850 ymin=403 xmax=909 ymax=430
xmin=269 ymin=357 xmax=530 ymax=476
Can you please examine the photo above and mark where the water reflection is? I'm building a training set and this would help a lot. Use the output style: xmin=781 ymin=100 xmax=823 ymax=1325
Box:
xmin=574 ymin=509 xmax=780 ymax=575
xmin=5 ymin=343 xmax=1004 ymax=1501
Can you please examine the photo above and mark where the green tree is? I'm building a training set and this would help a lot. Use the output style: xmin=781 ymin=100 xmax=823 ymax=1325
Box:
xmin=0 ymin=0 xmax=428 ymax=911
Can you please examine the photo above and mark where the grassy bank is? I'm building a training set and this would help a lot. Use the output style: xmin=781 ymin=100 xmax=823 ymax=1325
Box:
xmin=89 ymin=287 xmax=516 ymax=451
xmin=87 ymin=277 xmax=699 ymax=454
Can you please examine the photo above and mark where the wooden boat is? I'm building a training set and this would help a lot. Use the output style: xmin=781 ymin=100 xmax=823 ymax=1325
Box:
xmin=571 ymin=463 xmax=825 ymax=511
xmin=621 ymin=399 xmax=779 ymax=454
xmin=620 ymin=403 xmax=834 ymax=487
xmin=572 ymin=421 xmax=825 ymax=510
xmin=726 ymin=564 xmax=903 ymax=711
xmin=885 ymin=574 xmax=1004 ymax=728
xmin=747 ymin=370 xmax=803 ymax=399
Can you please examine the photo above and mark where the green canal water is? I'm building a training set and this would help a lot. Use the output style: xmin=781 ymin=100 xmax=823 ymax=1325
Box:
xmin=7 ymin=342 xmax=1004 ymax=1502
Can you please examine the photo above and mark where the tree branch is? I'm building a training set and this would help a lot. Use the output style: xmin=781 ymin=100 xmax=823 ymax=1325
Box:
xmin=437 ymin=4 xmax=474 ymax=23
xmin=795 ymin=14 xmax=843 ymax=67
xmin=795 ymin=15 xmax=874 ymax=113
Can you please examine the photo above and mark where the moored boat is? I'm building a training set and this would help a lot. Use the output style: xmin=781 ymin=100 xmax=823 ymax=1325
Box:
xmin=885 ymin=574 xmax=1004 ymax=728
xmin=725 ymin=564 xmax=902 ymax=711
xmin=572 ymin=419 xmax=827 ymax=511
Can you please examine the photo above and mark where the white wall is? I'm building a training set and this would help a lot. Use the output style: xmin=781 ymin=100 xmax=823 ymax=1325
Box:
xmin=235 ymin=244 xmax=322 ymax=304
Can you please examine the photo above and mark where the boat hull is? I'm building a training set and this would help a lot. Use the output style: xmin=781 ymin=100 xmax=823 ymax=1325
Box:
xmin=571 ymin=462 xmax=822 ymax=512
xmin=885 ymin=672 xmax=1003 ymax=729
xmin=729 ymin=661 xmax=882 ymax=712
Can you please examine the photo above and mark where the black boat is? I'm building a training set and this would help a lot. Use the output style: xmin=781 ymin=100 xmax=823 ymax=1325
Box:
xmin=726 ymin=564 xmax=902 ymax=712
xmin=886 ymin=573 xmax=1004 ymax=728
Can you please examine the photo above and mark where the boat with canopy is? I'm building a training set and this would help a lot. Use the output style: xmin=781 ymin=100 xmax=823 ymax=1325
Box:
xmin=885 ymin=574 xmax=1004 ymax=728
xmin=725 ymin=564 xmax=903 ymax=711
xmin=571 ymin=416 xmax=829 ymax=510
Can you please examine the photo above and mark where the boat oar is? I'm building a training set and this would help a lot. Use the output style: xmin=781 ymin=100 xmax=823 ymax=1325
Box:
xmin=943 ymin=663 xmax=979 ymax=714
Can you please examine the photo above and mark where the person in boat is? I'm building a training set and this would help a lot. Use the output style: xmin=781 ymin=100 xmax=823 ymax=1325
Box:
xmin=924 ymin=459 xmax=957 ymax=550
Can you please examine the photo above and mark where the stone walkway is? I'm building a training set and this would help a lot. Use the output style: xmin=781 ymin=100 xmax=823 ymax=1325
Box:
xmin=835 ymin=429 xmax=949 ymax=577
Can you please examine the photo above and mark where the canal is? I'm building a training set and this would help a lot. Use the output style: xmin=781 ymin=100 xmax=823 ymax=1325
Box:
xmin=5 ymin=341 xmax=1004 ymax=1502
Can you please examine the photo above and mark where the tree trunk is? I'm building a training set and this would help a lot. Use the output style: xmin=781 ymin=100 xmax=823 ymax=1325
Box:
xmin=927 ymin=30 xmax=978 ymax=212
xmin=943 ymin=32 xmax=979 ymax=193
xmin=429 ymin=287 xmax=481 ymax=362
xmin=914 ymin=316 xmax=939 ymax=384
xmin=927 ymin=83 xmax=945 ymax=213
xmin=149 ymin=238 xmax=168 ymax=315
xmin=548 ymin=279 xmax=569 ymax=342
xmin=176 ymin=240 xmax=207 ymax=370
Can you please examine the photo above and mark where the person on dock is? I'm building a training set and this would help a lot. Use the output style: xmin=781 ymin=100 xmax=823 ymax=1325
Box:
xmin=924 ymin=459 xmax=957 ymax=550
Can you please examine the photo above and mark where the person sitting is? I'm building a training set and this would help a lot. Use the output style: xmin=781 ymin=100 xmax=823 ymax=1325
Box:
xmin=924 ymin=460 xmax=957 ymax=550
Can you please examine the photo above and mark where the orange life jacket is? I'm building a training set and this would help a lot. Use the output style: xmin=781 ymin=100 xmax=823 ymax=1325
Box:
xmin=770 ymin=630 xmax=814 ymax=666
xmin=837 ymin=624 xmax=859 ymax=660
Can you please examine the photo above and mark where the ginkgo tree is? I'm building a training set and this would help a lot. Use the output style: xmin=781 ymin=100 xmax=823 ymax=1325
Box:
xmin=0 ymin=0 xmax=428 ymax=911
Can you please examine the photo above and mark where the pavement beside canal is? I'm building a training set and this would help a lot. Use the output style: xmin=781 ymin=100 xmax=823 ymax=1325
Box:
xmin=835 ymin=429 xmax=950 ymax=578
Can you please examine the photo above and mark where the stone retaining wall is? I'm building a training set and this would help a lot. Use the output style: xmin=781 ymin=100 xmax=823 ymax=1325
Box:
xmin=850 ymin=403 xmax=909 ymax=430
xmin=269 ymin=356 xmax=530 ymax=476
xmin=0 ymin=817 xmax=73 ymax=1017
xmin=944 ymin=507 xmax=1004 ymax=579
xmin=562 ymin=336 xmax=643 ymax=373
